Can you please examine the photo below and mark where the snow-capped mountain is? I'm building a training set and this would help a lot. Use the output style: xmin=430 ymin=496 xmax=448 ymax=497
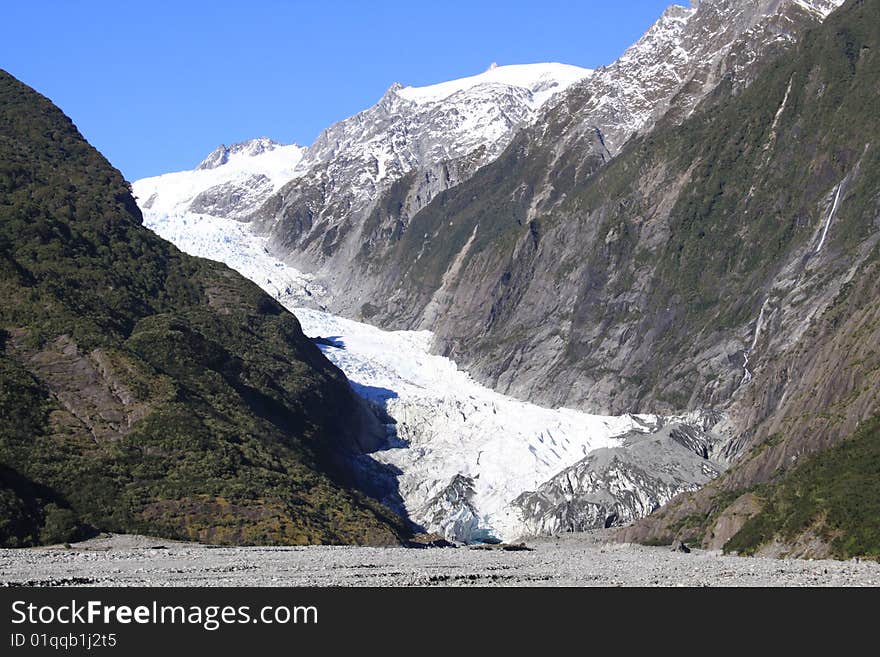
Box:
xmin=241 ymin=63 xmax=594 ymax=274
xmin=245 ymin=0 xmax=845 ymax=317
xmin=299 ymin=62 xmax=591 ymax=196
xmin=135 ymin=138 xmax=306 ymax=220
xmin=551 ymin=0 xmax=844 ymax=155
xmin=134 ymin=1 xmax=843 ymax=311
xmin=133 ymin=62 xmax=590 ymax=225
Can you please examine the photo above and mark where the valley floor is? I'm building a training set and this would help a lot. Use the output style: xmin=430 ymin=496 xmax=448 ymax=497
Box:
xmin=1 ymin=533 xmax=877 ymax=587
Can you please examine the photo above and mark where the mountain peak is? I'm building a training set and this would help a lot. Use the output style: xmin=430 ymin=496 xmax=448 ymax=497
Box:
xmin=196 ymin=137 xmax=284 ymax=170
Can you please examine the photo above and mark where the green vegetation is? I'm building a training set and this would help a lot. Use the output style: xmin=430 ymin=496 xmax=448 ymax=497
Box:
xmin=0 ymin=70 xmax=408 ymax=547
xmin=725 ymin=416 xmax=880 ymax=559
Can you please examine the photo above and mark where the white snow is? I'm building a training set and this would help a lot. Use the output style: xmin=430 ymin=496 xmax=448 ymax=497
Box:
xmin=395 ymin=62 xmax=592 ymax=108
xmin=791 ymin=0 xmax=845 ymax=18
xmin=145 ymin=211 xmax=324 ymax=307
xmin=133 ymin=142 xmax=307 ymax=217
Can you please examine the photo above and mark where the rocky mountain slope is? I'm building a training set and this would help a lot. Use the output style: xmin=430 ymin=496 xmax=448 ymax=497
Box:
xmin=249 ymin=0 xmax=845 ymax=320
xmin=133 ymin=63 xmax=591 ymax=267
xmin=339 ymin=0 xmax=877 ymax=557
xmin=0 ymin=70 xmax=410 ymax=547
xmin=613 ymin=0 xmax=880 ymax=557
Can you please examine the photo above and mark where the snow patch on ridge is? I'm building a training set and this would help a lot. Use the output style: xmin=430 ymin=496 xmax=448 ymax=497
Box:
xmin=395 ymin=62 xmax=592 ymax=108
xmin=133 ymin=142 xmax=307 ymax=217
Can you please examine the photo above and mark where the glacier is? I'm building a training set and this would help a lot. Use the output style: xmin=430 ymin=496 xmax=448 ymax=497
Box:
xmin=145 ymin=208 xmax=721 ymax=542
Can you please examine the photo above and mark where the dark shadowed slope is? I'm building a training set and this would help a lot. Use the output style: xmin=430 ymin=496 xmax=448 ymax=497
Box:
xmin=0 ymin=70 xmax=409 ymax=547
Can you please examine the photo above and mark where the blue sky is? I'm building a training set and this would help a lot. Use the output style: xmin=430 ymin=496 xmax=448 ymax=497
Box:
xmin=1 ymin=1 xmax=674 ymax=181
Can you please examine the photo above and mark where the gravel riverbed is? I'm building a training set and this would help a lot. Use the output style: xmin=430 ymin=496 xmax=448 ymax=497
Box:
xmin=1 ymin=532 xmax=877 ymax=587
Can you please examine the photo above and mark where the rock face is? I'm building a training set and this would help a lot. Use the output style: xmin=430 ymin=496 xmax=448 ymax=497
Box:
xmin=613 ymin=0 xmax=880 ymax=553
xmin=0 ymin=71 xmax=410 ymax=547
xmin=703 ymin=492 xmax=763 ymax=550
xmin=248 ymin=0 xmax=845 ymax=321
xmin=513 ymin=420 xmax=724 ymax=535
